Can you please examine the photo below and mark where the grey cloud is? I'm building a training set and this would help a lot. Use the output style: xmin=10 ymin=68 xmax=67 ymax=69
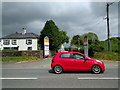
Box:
xmin=3 ymin=2 xmax=52 ymax=25
xmin=2 ymin=2 xmax=118 ymax=41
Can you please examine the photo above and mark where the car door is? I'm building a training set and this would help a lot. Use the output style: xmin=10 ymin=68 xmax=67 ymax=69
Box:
xmin=60 ymin=53 xmax=75 ymax=71
xmin=73 ymin=53 xmax=91 ymax=71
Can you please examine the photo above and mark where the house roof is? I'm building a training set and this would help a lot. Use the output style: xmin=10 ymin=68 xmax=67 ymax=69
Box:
xmin=2 ymin=33 xmax=39 ymax=39
xmin=69 ymin=45 xmax=77 ymax=49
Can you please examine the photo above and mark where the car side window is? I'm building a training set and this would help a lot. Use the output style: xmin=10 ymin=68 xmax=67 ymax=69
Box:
xmin=60 ymin=53 xmax=72 ymax=58
xmin=72 ymin=53 xmax=85 ymax=60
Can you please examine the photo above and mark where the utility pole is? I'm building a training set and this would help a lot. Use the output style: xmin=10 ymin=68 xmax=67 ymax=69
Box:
xmin=106 ymin=3 xmax=110 ymax=52
xmin=106 ymin=1 xmax=116 ymax=52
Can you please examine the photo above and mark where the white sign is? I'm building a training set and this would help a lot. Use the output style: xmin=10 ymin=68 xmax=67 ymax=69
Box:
xmin=44 ymin=36 xmax=49 ymax=57
xmin=84 ymin=36 xmax=88 ymax=56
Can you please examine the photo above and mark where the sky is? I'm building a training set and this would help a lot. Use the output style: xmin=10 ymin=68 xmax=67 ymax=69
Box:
xmin=2 ymin=1 xmax=119 ymax=44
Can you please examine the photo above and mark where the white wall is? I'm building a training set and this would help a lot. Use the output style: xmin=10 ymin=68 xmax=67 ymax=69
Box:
xmin=0 ymin=41 xmax=3 ymax=50
xmin=0 ymin=39 xmax=38 ymax=51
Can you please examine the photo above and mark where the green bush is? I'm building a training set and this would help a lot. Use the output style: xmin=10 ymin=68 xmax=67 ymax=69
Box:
xmin=93 ymin=52 xmax=119 ymax=61
xmin=1 ymin=49 xmax=17 ymax=51
xmin=1 ymin=56 xmax=40 ymax=62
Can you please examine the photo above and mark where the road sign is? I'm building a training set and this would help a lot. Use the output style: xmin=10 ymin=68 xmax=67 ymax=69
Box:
xmin=44 ymin=36 xmax=49 ymax=57
xmin=84 ymin=36 xmax=88 ymax=56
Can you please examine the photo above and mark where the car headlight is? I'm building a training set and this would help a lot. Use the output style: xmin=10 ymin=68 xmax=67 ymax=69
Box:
xmin=96 ymin=60 xmax=103 ymax=64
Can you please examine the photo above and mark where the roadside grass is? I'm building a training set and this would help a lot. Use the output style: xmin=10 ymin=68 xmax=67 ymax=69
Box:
xmin=0 ymin=56 xmax=41 ymax=62
xmin=0 ymin=49 xmax=18 ymax=51
xmin=93 ymin=52 xmax=119 ymax=61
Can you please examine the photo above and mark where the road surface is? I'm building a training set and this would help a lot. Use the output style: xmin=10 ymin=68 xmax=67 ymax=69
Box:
xmin=1 ymin=58 xmax=119 ymax=88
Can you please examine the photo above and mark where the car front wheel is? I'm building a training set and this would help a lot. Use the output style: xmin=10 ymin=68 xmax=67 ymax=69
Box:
xmin=92 ymin=65 xmax=101 ymax=74
xmin=54 ymin=65 xmax=63 ymax=74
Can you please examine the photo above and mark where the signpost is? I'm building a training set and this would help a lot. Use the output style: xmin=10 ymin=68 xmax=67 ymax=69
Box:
xmin=84 ymin=36 xmax=88 ymax=56
xmin=44 ymin=36 xmax=49 ymax=58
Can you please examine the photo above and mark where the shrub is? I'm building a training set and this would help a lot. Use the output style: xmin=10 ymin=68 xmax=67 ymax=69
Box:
xmin=93 ymin=52 xmax=119 ymax=61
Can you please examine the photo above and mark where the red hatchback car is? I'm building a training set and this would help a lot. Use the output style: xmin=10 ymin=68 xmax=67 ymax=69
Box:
xmin=51 ymin=52 xmax=105 ymax=74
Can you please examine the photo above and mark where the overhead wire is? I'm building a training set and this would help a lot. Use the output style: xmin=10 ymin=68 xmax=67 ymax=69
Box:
xmin=84 ymin=0 xmax=118 ymax=31
xmin=86 ymin=0 xmax=118 ymax=30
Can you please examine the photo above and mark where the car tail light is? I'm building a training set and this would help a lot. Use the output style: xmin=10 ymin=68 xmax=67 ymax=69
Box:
xmin=52 ymin=58 xmax=54 ymax=63
xmin=52 ymin=54 xmax=56 ymax=63
xmin=52 ymin=60 xmax=54 ymax=63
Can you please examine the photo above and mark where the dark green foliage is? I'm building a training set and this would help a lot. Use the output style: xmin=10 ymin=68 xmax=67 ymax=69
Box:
xmin=110 ymin=37 xmax=119 ymax=52
xmin=89 ymin=40 xmax=104 ymax=57
xmin=64 ymin=48 xmax=69 ymax=51
xmin=71 ymin=35 xmax=83 ymax=47
xmin=71 ymin=32 xmax=119 ymax=60
xmin=80 ymin=32 xmax=99 ymax=44
xmin=39 ymin=20 xmax=69 ymax=50
xmin=1 ymin=49 xmax=18 ymax=51
xmin=1 ymin=56 xmax=40 ymax=62
xmin=71 ymin=32 xmax=103 ymax=57
xmin=71 ymin=32 xmax=99 ymax=46
xmin=103 ymin=37 xmax=120 ymax=52
xmin=81 ymin=32 xmax=103 ymax=56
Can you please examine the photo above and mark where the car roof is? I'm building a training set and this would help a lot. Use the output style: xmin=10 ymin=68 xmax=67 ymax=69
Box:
xmin=55 ymin=52 xmax=83 ymax=55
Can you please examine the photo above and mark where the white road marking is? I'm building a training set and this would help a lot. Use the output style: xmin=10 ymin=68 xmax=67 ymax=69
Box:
xmin=78 ymin=77 xmax=120 ymax=80
xmin=0 ymin=78 xmax=38 ymax=80
xmin=15 ymin=62 xmax=22 ymax=64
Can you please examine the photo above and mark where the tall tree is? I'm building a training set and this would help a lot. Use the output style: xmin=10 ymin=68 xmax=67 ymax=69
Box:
xmin=105 ymin=37 xmax=120 ymax=52
xmin=71 ymin=32 xmax=104 ymax=56
xmin=71 ymin=32 xmax=98 ymax=47
xmin=71 ymin=35 xmax=83 ymax=47
xmin=80 ymin=32 xmax=99 ymax=44
xmin=39 ymin=20 xmax=69 ymax=51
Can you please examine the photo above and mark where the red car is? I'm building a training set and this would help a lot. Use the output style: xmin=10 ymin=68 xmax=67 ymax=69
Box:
xmin=51 ymin=52 xmax=105 ymax=74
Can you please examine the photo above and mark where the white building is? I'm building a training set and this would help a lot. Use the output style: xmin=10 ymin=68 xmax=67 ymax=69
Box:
xmin=58 ymin=44 xmax=65 ymax=52
xmin=0 ymin=28 xmax=39 ymax=51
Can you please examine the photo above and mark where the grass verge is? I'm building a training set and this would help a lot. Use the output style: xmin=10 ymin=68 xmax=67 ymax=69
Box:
xmin=93 ymin=52 xmax=119 ymax=61
xmin=0 ymin=49 xmax=17 ymax=51
xmin=0 ymin=56 xmax=41 ymax=62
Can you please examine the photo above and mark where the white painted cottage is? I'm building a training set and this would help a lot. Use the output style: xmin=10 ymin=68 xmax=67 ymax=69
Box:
xmin=0 ymin=28 xmax=39 ymax=51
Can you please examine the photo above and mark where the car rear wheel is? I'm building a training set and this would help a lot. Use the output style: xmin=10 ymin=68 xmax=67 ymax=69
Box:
xmin=92 ymin=65 xmax=101 ymax=74
xmin=54 ymin=65 xmax=63 ymax=74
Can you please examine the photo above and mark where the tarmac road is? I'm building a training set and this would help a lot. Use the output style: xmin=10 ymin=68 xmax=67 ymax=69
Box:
xmin=1 ymin=58 xmax=119 ymax=88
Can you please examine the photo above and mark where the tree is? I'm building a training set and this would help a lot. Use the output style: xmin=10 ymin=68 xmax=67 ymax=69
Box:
xmin=71 ymin=32 xmax=99 ymax=46
xmin=71 ymin=35 xmax=83 ymax=47
xmin=81 ymin=32 xmax=99 ymax=44
xmin=39 ymin=20 xmax=69 ymax=51
xmin=104 ymin=37 xmax=120 ymax=52
xmin=82 ymin=32 xmax=104 ymax=56
xmin=71 ymin=32 xmax=104 ymax=56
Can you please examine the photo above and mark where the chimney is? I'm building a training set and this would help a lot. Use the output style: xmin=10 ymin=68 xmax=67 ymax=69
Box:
xmin=22 ymin=28 xmax=26 ymax=35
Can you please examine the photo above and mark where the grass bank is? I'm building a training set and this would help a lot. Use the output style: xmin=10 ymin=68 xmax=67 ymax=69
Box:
xmin=0 ymin=49 xmax=17 ymax=51
xmin=0 ymin=56 xmax=41 ymax=62
xmin=93 ymin=52 xmax=119 ymax=61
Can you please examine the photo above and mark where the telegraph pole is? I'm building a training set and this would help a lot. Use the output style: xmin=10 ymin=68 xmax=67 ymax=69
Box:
xmin=106 ymin=1 xmax=116 ymax=52
xmin=106 ymin=3 xmax=110 ymax=52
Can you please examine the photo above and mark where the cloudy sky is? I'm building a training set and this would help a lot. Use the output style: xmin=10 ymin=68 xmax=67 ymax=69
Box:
xmin=2 ymin=1 xmax=118 ymax=43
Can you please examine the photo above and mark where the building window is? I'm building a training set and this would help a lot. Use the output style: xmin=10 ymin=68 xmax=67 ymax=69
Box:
xmin=28 ymin=47 xmax=32 ymax=50
xmin=26 ymin=40 xmax=32 ymax=45
xmin=12 ymin=40 xmax=17 ymax=45
xmin=3 ymin=40 xmax=10 ymax=45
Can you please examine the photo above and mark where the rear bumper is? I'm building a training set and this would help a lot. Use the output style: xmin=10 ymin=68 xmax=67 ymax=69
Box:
xmin=51 ymin=63 xmax=55 ymax=69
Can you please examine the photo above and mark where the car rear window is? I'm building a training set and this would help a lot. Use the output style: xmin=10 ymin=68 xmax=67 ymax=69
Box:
xmin=60 ymin=53 xmax=72 ymax=58
xmin=52 ymin=54 xmax=56 ymax=58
